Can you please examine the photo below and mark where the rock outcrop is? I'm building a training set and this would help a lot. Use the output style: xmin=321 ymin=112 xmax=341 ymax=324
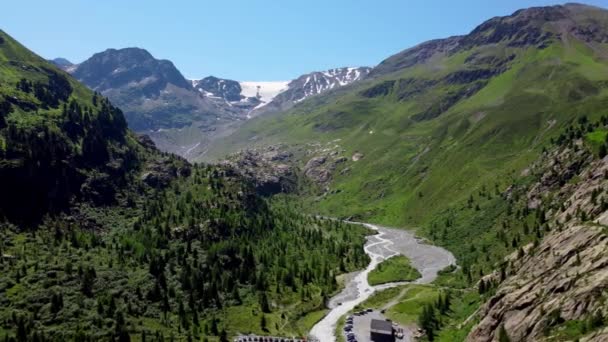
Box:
xmin=469 ymin=145 xmax=608 ymax=341
xmin=468 ymin=224 xmax=608 ymax=341
xmin=141 ymin=156 xmax=191 ymax=188
xmin=224 ymin=143 xmax=352 ymax=195
xmin=223 ymin=146 xmax=297 ymax=196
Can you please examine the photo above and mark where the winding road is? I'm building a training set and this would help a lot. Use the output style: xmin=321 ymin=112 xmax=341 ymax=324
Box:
xmin=309 ymin=223 xmax=456 ymax=342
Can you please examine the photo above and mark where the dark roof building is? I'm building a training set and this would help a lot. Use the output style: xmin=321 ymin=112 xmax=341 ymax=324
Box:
xmin=370 ymin=319 xmax=394 ymax=342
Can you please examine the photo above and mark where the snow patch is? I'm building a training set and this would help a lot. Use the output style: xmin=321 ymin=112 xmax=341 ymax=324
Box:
xmin=239 ymin=81 xmax=289 ymax=102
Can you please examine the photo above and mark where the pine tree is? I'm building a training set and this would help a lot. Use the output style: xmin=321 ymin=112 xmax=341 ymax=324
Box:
xmin=479 ymin=279 xmax=486 ymax=295
xmin=259 ymin=292 xmax=271 ymax=313
xmin=219 ymin=330 xmax=228 ymax=342
xmin=418 ymin=304 xmax=438 ymax=341
xmin=600 ymin=144 xmax=607 ymax=159
xmin=498 ymin=324 xmax=510 ymax=342
xmin=210 ymin=318 xmax=219 ymax=336
xmin=261 ymin=314 xmax=268 ymax=332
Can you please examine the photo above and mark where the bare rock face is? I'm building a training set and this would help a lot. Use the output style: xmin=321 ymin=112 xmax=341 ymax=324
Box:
xmin=467 ymin=224 xmax=608 ymax=341
xmin=582 ymin=328 xmax=608 ymax=341
xmin=225 ymin=143 xmax=351 ymax=194
xmin=526 ymin=144 xmax=592 ymax=210
xmin=303 ymin=154 xmax=350 ymax=185
xmin=304 ymin=156 xmax=330 ymax=183
xmin=469 ymin=150 xmax=608 ymax=342
xmin=141 ymin=156 xmax=191 ymax=188
xmin=223 ymin=146 xmax=297 ymax=196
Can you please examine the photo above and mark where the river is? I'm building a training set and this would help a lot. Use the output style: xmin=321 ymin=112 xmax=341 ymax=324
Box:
xmin=309 ymin=223 xmax=456 ymax=342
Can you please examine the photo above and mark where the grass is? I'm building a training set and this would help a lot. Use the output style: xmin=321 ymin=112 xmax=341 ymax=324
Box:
xmin=295 ymin=310 xmax=327 ymax=336
xmin=351 ymin=285 xmax=441 ymax=326
xmin=198 ymin=34 xmax=608 ymax=341
xmin=367 ymin=256 xmax=421 ymax=286
xmin=586 ymin=130 xmax=608 ymax=144
xmin=386 ymin=285 xmax=441 ymax=324
xmin=585 ymin=129 xmax=608 ymax=155
xmin=205 ymin=36 xmax=608 ymax=233
xmin=350 ymin=283 xmax=482 ymax=341
xmin=335 ymin=315 xmax=346 ymax=342
xmin=355 ymin=286 xmax=406 ymax=311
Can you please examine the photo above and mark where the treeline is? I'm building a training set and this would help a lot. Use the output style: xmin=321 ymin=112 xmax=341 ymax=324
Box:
xmin=0 ymin=163 xmax=369 ymax=341
xmin=0 ymin=49 xmax=370 ymax=341
xmin=424 ymin=113 xmax=608 ymax=339
xmin=418 ymin=292 xmax=452 ymax=341
xmin=428 ymin=113 xmax=608 ymax=289
xmin=1 ymin=71 xmax=137 ymax=224
xmin=14 ymin=67 xmax=72 ymax=109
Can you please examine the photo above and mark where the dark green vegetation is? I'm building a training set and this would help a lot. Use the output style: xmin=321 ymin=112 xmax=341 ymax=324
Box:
xmin=367 ymin=256 xmax=421 ymax=285
xmin=349 ymin=282 xmax=480 ymax=342
xmin=0 ymin=31 xmax=135 ymax=225
xmin=207 ymin=3 xmax=608 ymax=228
xmin=0 ymin=30 xmax=370 ymax=341
xmin=204 ymin=4 xmax=608 ymax=340
xmin=207 ymin=0 xmax=608 ymax=293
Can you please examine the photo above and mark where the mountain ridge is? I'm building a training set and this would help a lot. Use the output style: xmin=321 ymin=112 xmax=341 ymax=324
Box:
xmin=0 ymin=28 xmax=370 ymax=341
xmin=201 ymin=4 xmax=608 ymax=340
xmin=62 ymin=47 xmax=371 ymax=160
xmin=204 ymin=2 xmax=608 ymax=230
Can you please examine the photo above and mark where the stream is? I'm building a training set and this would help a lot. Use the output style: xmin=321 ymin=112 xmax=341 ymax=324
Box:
xmin=309 ymin=223 xmax=456 ymax=342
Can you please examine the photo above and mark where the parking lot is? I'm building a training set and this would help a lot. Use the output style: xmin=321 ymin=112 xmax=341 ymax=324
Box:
xmin=341 ymin=309 xmax=410 ymax=342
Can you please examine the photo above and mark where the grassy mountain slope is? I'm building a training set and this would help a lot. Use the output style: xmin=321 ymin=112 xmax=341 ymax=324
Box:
xmin=206 ymin=3 xmax=608 ymax=228
xmin=0 ymin=30 xmax=370 ymax=341
xmin=203 ymin=9 xmax=608 ymax=338
xmin=0 ymin=29 xmax=146 ymax=225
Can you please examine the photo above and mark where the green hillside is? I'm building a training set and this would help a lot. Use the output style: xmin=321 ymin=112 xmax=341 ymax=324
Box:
xmin=206 ymin=3 xmax=608 ymax=228
xmin=0 ymin=30 xmax=370 ymax=341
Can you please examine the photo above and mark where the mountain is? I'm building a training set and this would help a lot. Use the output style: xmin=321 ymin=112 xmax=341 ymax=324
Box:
xmin=191 ymin=76 xmax=265 ymax=119
xmin=193 ymin=76 xmax=246 ymax=102
xmin=0 ymin=30 xmax=369 ymax=340
xmin=73 ymin=48 xmax=191 ymax=94
xmin=203 ymin=2 xmax=608 ymax=340
xmin=67 ymin=48 xmax=254 ymax=160
xmin=67 ymin=49 xmax=370 ymax=160
xmin=0 ymin=34 xmax=145 ymax=225
xmin=465 ymin=118 xmax=608 ymax=341
xmin=49 ymin=57 xmax=74 ymax=69
xmin=255 ymin=66 xmax=371 ymax=115
xmin=190 ymin=67 xmax=371 ymax=118
xmin=4 ymin=3 xmax=608 ymax=341
xmin=70 ymin=47 xmax=240 ymax=131
xmin=208 ymin=2 xmax=608 ymax=222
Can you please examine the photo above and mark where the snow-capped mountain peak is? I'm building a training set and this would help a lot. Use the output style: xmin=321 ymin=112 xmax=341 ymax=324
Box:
xmin=190 ymin=77 xmax=290 ymax=114
xmin=190 ymin=66 xmax=370 ymax=115
xmin=279 ymin=66 xmax=371 ymax=105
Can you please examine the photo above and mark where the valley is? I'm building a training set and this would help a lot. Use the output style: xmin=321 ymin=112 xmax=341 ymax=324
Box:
xmin=309 ymin=224 xmax=455 ymax=342
xmin=2 ymin=2 xmax=608 ymax=342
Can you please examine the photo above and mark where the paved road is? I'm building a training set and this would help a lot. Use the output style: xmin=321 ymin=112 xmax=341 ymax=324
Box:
xmin=309 ymin=223 xmax=456 ymax=342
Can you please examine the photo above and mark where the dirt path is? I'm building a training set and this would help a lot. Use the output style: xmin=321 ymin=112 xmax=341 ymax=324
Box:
xmin=381 ymin=286 xmax=412 ymax=312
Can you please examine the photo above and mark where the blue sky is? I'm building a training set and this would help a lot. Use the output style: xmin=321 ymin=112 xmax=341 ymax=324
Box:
xmin=1 ymin=0 xmax=607 ymax=80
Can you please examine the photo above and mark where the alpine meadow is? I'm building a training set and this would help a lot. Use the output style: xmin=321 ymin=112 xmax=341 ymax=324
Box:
xmin=2 ymin=2 xmax=608 ymax=342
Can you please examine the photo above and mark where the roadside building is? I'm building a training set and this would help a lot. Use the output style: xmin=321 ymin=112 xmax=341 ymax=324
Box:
xmin=370 ymin=319 xmax=394 ymax=342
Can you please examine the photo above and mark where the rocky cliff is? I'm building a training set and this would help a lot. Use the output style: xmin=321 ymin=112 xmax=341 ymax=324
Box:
xmin=469 ymin=138 xmax=608 ymax=341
